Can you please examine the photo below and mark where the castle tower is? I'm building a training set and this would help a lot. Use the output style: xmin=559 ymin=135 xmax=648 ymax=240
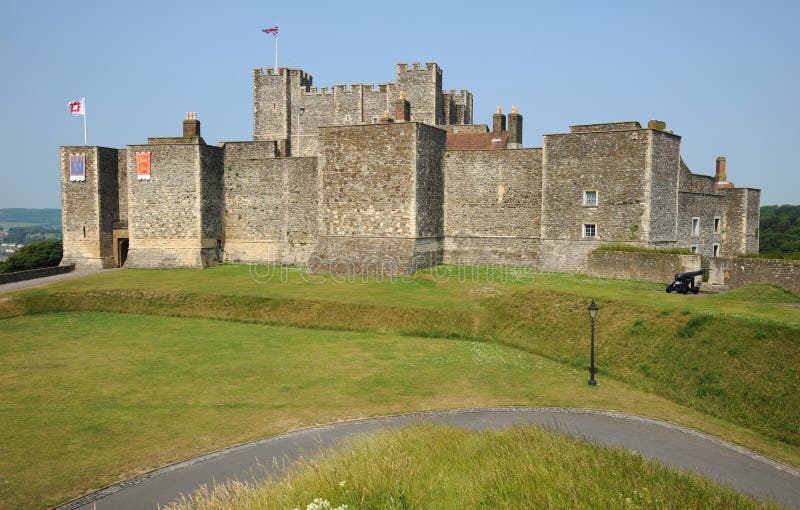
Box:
xmin=60 ymin=146 xmax=125 ymax=270
xmin=396 ymin=62 xmax=444 ymax=126
xmin=124 ymin=114 xmax=225 ymax=268
xmin=253 ymin=67 xmax=312 ymax=155
xmin=311 ymin=121 xmax=447 ymax=275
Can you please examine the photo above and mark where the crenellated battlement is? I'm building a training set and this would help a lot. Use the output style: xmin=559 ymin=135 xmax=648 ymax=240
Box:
xmin=303 ymin=82 xmax=389 ymax=96
xmin=254 ymin=60 xmax=472 ymax=152
xmin=396 ymin=61 xmax=441 ymax=76
xmin=253 ymin=67 xmax=313 ymax=88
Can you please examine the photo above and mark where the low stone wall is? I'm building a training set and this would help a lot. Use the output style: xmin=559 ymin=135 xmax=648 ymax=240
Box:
xmin=587 ymin=250 xmax=700 ymax=283
xmin=707 ymin=257 xmax=800 ymax=295
xmin=0 ymin=264 xmax=75 ymax=285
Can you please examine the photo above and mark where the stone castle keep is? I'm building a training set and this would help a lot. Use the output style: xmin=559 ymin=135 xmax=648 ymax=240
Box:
xmin=60 ymin=61 xmax=760 ymax=274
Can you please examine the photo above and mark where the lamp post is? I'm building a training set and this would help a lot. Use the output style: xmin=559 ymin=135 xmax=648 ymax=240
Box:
xmin=588 ymin=299 xmax=598 ymax=386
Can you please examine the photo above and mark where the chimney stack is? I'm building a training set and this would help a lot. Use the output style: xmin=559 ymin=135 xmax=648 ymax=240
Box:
xmin=183 ymin=112 xmax=200 ymax=138
xmin=714 ymin=156 xmax=734 ymax=189
xmin=395 ymin=91 xmax=411 ymax=122
xmin=492 ymin=106 xmax=506 ymax=136
xmin=507 ymin=106 xmax=523 ymax=148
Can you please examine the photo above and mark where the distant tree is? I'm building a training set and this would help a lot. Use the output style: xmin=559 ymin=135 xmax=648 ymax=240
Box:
xmin=0 ymin=240 xmax=63 ymax=273
xmin=760 ymin=205 xmax=800 ymax=254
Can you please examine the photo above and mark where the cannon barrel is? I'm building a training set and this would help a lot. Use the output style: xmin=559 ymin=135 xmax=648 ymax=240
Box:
xmin=674 ymin=268 xmax=709 ymax=280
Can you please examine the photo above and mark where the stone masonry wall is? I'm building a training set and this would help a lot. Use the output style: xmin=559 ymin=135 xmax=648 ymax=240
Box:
xmin=116 ymin=149 xmax=128 ymax=226
xmin=647 ymin=131 xmax=681 ymax=244
xmin=539 ymin=128 xmax=649 ymax=271
xmin=60 ymin=146 xmax=119 ymax=270
xmin=677 ymin=192 xmax=726 ymax=257
xmin=414 ymin=123 xmax=446 ymax=267
xmin=254 ymin=63 xmax=465 ymax=158
xmin=125 ymin=140 xmax=221 ymax=268
xmin=587 ymin=250 xmax=701 ymax=283
xmin=707 ymin=257 xmax=799 ymax=295
xmin=444 ymin=148 xmax=542 ymax=266
xmin=223 ymin=141 xmax=318 ymax=265
xmin=200 ymin=144 xmax=225 ymax=263
xmin=312 ymin=122 xmax=444 ymax=275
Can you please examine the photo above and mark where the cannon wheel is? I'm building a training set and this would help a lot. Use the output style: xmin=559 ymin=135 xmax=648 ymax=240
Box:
xmin=666 ymin=285 xmax=673 ymax=293
xmin=692 ymin=286 xmax=700 ymax=294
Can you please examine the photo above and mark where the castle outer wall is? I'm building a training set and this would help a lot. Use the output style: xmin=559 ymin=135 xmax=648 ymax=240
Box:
xmin=60 ymin=61 xmax=760 ymax=277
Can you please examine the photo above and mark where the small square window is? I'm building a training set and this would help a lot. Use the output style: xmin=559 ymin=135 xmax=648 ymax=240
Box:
xmin=583 ymin=190 xmax=597 ymax=207
xmin=372 ymin=116 xmax=379 ymax=124
xmin=714 ymin=217 xmax=720 ymax=234
xmin=713 ymin=244 xmax=720 ymax=257
xmin=345 ymin=114 xmax=352 ymax=123
xmin=583 ymin=224 xmax=596 ymax=238
xmin=690 ymin=245 xmax=698 ymax=254
xmin=691 ymin=217 xmax=700 ymax=237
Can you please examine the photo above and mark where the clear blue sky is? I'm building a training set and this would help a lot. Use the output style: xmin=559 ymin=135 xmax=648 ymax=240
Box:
xmin=1 ymin=0 xmax=797 ymax=208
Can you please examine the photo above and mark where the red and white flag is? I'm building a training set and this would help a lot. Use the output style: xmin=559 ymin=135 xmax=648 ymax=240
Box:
xmin=68 ymin=97 xmax=85 ymax=116
xmin=262 ymin=26 xmax=278 ymax=37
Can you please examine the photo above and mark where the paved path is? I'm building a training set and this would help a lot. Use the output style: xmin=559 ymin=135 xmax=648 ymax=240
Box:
xmin=56 ymin=407 xmax=800 ymax=510
xmin=0 ymin=268 xmax=112 ymax=294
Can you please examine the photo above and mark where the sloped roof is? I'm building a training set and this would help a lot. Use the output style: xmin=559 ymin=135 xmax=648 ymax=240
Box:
xmin=445 ymin=132 xmax=508 ymax=150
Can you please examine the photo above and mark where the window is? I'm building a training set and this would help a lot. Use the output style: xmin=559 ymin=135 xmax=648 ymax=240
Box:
xmin=714 ymin=217 xmax=720 ymax=234
xmin=372 ymin=116 xmax=379 ymax=124
xmin=690 ymin=245 xmax=698 ymax=254
xmin=344 ymin=114 xmax=352 ymax=123
xmin=583 ymin=224 xmax=597 ymax=238
xmin=691 ymin=217 xmax=700 ymax=237
xmin=583 ymin=190 xmax=598 ymax=207
xmin=713 ymin=244 xmax=720 ymax=257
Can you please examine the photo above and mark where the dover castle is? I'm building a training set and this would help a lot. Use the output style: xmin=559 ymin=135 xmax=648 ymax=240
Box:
xmin=60 ymin=61 xmax=760 ymax=275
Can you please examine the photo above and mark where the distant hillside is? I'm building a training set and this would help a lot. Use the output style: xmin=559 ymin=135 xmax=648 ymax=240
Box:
xmin=760 ymin=205 xmax=800 ymax=254
xmin=0 ymin=208 xmax=61 ymax=226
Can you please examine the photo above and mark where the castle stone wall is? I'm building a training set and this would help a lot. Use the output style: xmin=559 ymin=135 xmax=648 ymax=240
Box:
xmin=312 ymin=122 xmax=445 ymax=275
xmin=587 ymin=250 xmax=701 ymax=283
xmin=223 ymin=141 xmax=318 ymax=264
xmin=125 ymin=139 xmax=223 ymax=268
xmin=60 ymin=146 xmax=120 ymax=270
xmin=707 ymin=257 xmax=799 ymax=295
xmin=647 ymin=131 xmax=681 ymax=244
xmin=443 ymin=148 xmax=542 ymax=266
xmin=116 ymin=149 xmax=128 ymax=226
xmin=676 ymin=192 xmax=726 ymax=256
xmin=542 ymin=129 xmax=649 ymax=241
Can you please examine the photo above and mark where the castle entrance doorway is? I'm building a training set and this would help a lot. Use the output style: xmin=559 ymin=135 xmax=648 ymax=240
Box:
xmin=117 ymin=238 xmax=129 ymax=267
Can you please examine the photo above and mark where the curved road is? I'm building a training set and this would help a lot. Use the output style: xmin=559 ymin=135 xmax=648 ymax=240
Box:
xmin=57 ymin=407 xmax=800 ymax=510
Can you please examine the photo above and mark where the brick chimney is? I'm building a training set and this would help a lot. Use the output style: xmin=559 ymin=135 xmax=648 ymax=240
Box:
xmin=183 ymin=112 xmax=200 ymax=138
xmin=714 ymin=156 xmax=734 ymax=189
xmin=507 ymin=106 xmax=523 ymax=148
xmin=492 ymin=106 xmax=506 ymax=136
xmin=395 ymin=91 xmax=411 ymax=122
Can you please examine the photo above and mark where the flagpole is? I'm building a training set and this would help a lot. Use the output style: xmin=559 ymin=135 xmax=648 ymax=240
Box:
xmin=274 ymin=19 xmax=279 ymax=71
xmin=83 ymin=97 xmax=87 ymax=145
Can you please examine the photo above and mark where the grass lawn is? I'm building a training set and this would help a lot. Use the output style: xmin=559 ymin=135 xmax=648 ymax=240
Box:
xmin=1 ymin=265 xmax=799 ymax=508
xmin=166 ymin=425 xmax=781 ymax=510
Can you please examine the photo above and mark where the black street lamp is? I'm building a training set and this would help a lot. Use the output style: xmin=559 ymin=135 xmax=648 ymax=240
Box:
xmin=588 ymin=299 xmax=599 ymax=386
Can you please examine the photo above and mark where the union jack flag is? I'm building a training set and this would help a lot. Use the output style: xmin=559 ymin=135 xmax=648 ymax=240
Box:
xmin=262 ymin=26 xmax=278 ymax=37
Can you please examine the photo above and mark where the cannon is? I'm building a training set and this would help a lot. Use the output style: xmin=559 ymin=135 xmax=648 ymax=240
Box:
xmin=666 ymin=269 xmax=708 ymax=294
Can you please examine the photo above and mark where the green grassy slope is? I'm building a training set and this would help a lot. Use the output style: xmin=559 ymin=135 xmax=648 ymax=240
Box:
xmin=166 ymin=425 xmax=780 ymax=510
